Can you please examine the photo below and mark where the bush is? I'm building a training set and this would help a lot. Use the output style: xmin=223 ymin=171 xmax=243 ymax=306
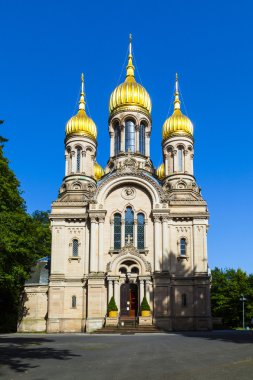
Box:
xmin=140 ymin=296 xmax=150 ymax=311
xmin=108 ymin=296 xmax=118 ymax=312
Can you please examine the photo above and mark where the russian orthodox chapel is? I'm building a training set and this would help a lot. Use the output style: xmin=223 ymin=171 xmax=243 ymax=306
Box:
xmin=19 ymin=37 xmax=211 ymax=332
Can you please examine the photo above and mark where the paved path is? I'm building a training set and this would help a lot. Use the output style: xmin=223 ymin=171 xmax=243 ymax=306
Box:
xmin=0 ymin=331 xmax=253 ymax=380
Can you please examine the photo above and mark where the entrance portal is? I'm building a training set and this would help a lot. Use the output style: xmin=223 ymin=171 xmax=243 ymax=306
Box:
xmin=120 ymin=283 xmax=138 ymax=317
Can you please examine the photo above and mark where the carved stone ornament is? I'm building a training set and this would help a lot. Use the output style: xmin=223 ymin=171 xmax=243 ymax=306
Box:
xmin=121 ymin=187 xmax=136 ymax=200
xmin=106 ymin=242 xmax=151 ymax=273
xmin=119 ymin=155 xmax=138 ymax=174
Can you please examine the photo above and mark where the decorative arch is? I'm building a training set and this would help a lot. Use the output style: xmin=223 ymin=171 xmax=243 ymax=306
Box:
xmin=107 ymin=245 xmax=151 ymax=275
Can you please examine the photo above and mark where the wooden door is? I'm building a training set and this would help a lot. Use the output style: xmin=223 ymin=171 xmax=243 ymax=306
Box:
xmin=120 ymin=283 xmax=138 ymax=317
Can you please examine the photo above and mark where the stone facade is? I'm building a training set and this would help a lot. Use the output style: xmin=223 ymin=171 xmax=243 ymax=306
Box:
xmin=18 ymin=41 xmax=212 ymax=333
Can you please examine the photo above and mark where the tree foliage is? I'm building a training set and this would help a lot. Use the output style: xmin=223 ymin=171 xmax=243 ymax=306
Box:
xmin=211 ymin=267 xmax=253 ymax=327
xmin=0 ymin=128 xmax=51 ymax=331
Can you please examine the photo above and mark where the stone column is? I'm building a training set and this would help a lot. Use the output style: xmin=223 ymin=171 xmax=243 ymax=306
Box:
xmin=108 ymin=279 xmax=113 ymax=302
xmin=98 ymin=217 xmax=104 ymax=272
xmin=136 ymin=126 xmax=140 ymax=153
xmin=164 ymin=154 xmax=168 ymax=177
xmin=110 ymin=132 xmax=114 ymax=157
xmin=133 ymin=219 xmax=137 ymax=247
xmin=65 ymin=155 xmax=68 ymax=176
xmin=140 ymin=279 xmax=144 ymax=304
xmin=145 ymin=132 xmax=150 ymax=157
xmin=173 ymin=150 xmax=177 ymax=173
xmin=120 ymin=125 xmax=125 ymax=152
xmin=154 ymin=216 xmax=162 ymax=271
xmin=114 ymin=280 xmax=120 ymax=310
xmin=168 ymin=150 xmax=173 ymax=174
xmin=81 ymin=150 xmax=86 ymax=174
xmin=121 ymin=219 xmax=125 ymax=248
xmin=162 ymin=217 xmax=169 ymax=271
xmin=144 ymin=219 xmax=148 ymax=249
xmin=90 ymin=217 xmax=98 ymax=272
xmin=190 ymin=153 xmax=194 ymax=175
xmin=110 ymin=219 xmax=114 ymax=250
xmin=145 ymin=280 xmax=151 ymax=305
xmin=184 ymin=149 xmax=188 ymax=173
xmin=71 ymin=151 xmax=75 ymax=173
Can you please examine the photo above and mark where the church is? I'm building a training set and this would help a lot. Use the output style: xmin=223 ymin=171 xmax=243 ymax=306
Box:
xmin=19 ymin=36 xmax=212 ymax=333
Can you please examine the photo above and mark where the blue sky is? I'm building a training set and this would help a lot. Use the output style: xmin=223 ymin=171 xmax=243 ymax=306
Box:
xmin=1 ymin=0 xmax=252 ymax=272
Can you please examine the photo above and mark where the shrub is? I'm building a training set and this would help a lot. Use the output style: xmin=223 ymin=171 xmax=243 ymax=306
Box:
xmin=140 ymin=296 xmax=150 ymax=311
xmin=108 ymin=296 xmax=118 ymax=312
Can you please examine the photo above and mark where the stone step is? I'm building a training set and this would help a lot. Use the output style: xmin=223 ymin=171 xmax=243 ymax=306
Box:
xmin=93 ymin=325 xmax=163 ymax=334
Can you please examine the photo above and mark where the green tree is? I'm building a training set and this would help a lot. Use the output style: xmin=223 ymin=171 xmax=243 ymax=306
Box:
xmin=0 ymin=127 xmax=51 ymax=331
xmin=211 ymin=267 xmax=253 ymax=328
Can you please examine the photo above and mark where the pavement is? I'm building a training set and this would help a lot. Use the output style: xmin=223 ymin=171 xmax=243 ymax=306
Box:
xmin=0 ymin=330 xmax=253 ymax=380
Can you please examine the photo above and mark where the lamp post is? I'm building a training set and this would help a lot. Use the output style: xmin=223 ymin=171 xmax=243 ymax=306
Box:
xmin=239 ymin=294 xmax=247 ymax=329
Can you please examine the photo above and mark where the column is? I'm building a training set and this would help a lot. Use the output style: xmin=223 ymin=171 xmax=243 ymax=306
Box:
xmin=145 ymin=132 xmax=150 ymax=157
xmin=168 ymin=150 xmax=173 ymax=173
xmin=190 ymin=153 xmax=194 ymax=175
xmin=65 ymin=155 xmax=68 ymax=176
xmin=140 ymin=279 xmax=144 ymax=303
xmin=173 ymin=150 xmax=177 ymax=172
xmin=133 ymin=219 xmax=137 ymax=247
xmin=110 ymin=219 xmax=114 ymax=250
xmin=98 ymin=217 xmax=104 ymax=272
xmin=71 ymin=151 xmax=75 ymax=173
xmin=84 ymin=224 xmax=89 ymax=275
xmin=90 ymin=217 xmax=98 ymax=272
xmin=162 ymin=217 xmax=169 ymax=271
xmin=144 ymin=219 xmax=148 ymax=249
xmin=121 ymin=219 xmax=125 ymax=248
xmin=145 ymin=280 xmax=151 ymax=305
xmin=108 ymin=279 xmax=113 ymax=302
xmin=164 ymin=154 xmax=168 ymax=177
xmin=136 ymin=126 xmax=140 ymax=152
xmin=81 ymin=150 xmax=85 ymax=174
xmin=154 ymin=216 xmax=162 ymax=271
xmin=110 ymin=132 xmax=114 ymax=157
xmin=120 ymin=125 xmax=125 ymax=152
xmin=114 ymin=280 xmax=120 ymax=310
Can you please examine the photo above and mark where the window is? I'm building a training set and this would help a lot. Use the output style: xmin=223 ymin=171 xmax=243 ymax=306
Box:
xmin=181 ymin=293 xmax=187 ymax=307
xmin=114 ymin=213 xmax=121 ymax=249
xmin=73 ymin=239 xmax=79 ymax=257
xmin=125 ymin=207 xmax=134 ymax=244
xmin=114 ymin=123 xmax=121 ymax=155
xmin=137 ymin=213 xmax=145 ymax=249
xmin=178 ymin=147 xmax=183 ymax=172
xmin=180 ymin=238 xmax=186 ymax=256
xmin=72 ymin=295 xmax=77 ymax=308
xmin=76 ymin=147 xmax=81 ymax=172
xmin=139 ymin=123 xmax=145 ymax=155
xmin=125 ymin=120 xmax=135 ymax=153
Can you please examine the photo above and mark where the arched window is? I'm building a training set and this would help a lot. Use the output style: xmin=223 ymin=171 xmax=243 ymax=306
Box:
xmin=114 ymin=213 xmax=121 ymax=249
xmin=114 ymin=122 xmax=121 ymax=155
xmin=72 ymin=295 xmax=77 ymax=308
xmin=139 ymin=123 xmax=145 ymax=155
xmin=125 ymin=207 xmax=134 ymax=244
xmin=181 ymin=293 xmax=187 ymax=307
xmin=180 ymin=238 xmax=186 ymax=256
xmin=125 ymin=119 xmax=135 ymax=153
xmin=178 ymin=147 xmax=183 ymax=172
xmin=76 ymin=147 xmax=81 ymax=172
xmin=72 ymin=239 xmax=79 ymax=257
xmin=137 ymin=213 xmax=145 ymax=249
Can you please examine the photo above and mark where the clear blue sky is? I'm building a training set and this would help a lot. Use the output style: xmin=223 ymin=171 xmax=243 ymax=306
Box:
xmin=1 ymin=0 xmax=252 ymax=272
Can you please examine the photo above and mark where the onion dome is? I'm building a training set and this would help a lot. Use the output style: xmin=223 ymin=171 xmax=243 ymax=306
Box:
xmin=109 ymin=34 xmax=151 ymax=117
xmin=66 ymin=74 xmax=97 ymax=141
xmin=162 ymin=74 xmax=193 ymax=141
xmin=156 ymin=163 xmax=165 ymax=180
xmin=94 ymin=162 xmax=104 ymax=181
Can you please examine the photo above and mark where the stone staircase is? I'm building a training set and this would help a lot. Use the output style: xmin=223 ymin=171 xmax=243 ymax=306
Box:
xmin=93 ymin=318 xmax=163 ymax=334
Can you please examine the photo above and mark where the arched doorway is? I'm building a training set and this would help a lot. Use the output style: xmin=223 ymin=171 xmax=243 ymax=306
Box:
xmin=120 ymin=282 xmax=138 ymax=317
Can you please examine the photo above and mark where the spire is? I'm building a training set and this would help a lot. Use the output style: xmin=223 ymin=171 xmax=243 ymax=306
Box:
xmin=174 ymin=72 xmax=181 ymax=111
xmin=126 ymin=33 xmax=135 ymax=82
xmin=79 ymin=73 xmax=86 ymax=111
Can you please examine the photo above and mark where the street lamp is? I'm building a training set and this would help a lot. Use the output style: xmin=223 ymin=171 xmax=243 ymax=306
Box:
xmin=239 ymin=294 xmax=247 ymax=329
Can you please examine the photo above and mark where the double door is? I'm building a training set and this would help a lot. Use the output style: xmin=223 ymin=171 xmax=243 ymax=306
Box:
xmin=120 ymin=283 xmax=138 ymax=317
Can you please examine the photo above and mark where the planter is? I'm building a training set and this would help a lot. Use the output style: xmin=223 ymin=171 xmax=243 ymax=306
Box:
xmin=141 ymin=310 xmax=151 ymax=317
xmin=109 ymin=311 xmax=118 ymax=318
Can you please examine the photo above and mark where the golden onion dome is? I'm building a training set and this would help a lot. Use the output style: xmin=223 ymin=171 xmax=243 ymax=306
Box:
xmin=156 ymin=163 xmax=165 ymax=180
xmin=162 ymin=74 xmax=193 ymax=141
xmin=109 ymin=34 xmax=151 ymax=117
xmin=94 ymin=162 xmax=104 ymax=181
xmin=66 ymin=74 xmax=97 ymax=141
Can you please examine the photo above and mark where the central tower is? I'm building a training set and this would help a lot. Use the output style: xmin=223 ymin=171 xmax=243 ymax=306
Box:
xmin=106 ymin=35 xmax=153 ymax=173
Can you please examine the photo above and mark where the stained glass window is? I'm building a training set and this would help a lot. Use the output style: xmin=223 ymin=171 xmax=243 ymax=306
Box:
xmin=178 ymin=147 xmax=183 ymax=172
xmin=76 ymin=147 xmax=81 ymax=172
xmin=114 ymin=123 xmax=120 ymax=155
xmin=137 ymin=213 xmax=145 ymax=249
xmin=180 ymin=238 xmax=186 ymax=256
xmin=139 ymin=124 xmax=145 ymax=155
xmin=125 ymin=207 xmax=134 ymax=244
xmin=125 ymin=120 xmax=135 ymax=153
xmin=114 ymin=214 xmax=121 ymax=249
xmin=73 ymin=239 xmax=79 ymax=257
xmin=72 ymin=295 xmax=77 ymax=308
